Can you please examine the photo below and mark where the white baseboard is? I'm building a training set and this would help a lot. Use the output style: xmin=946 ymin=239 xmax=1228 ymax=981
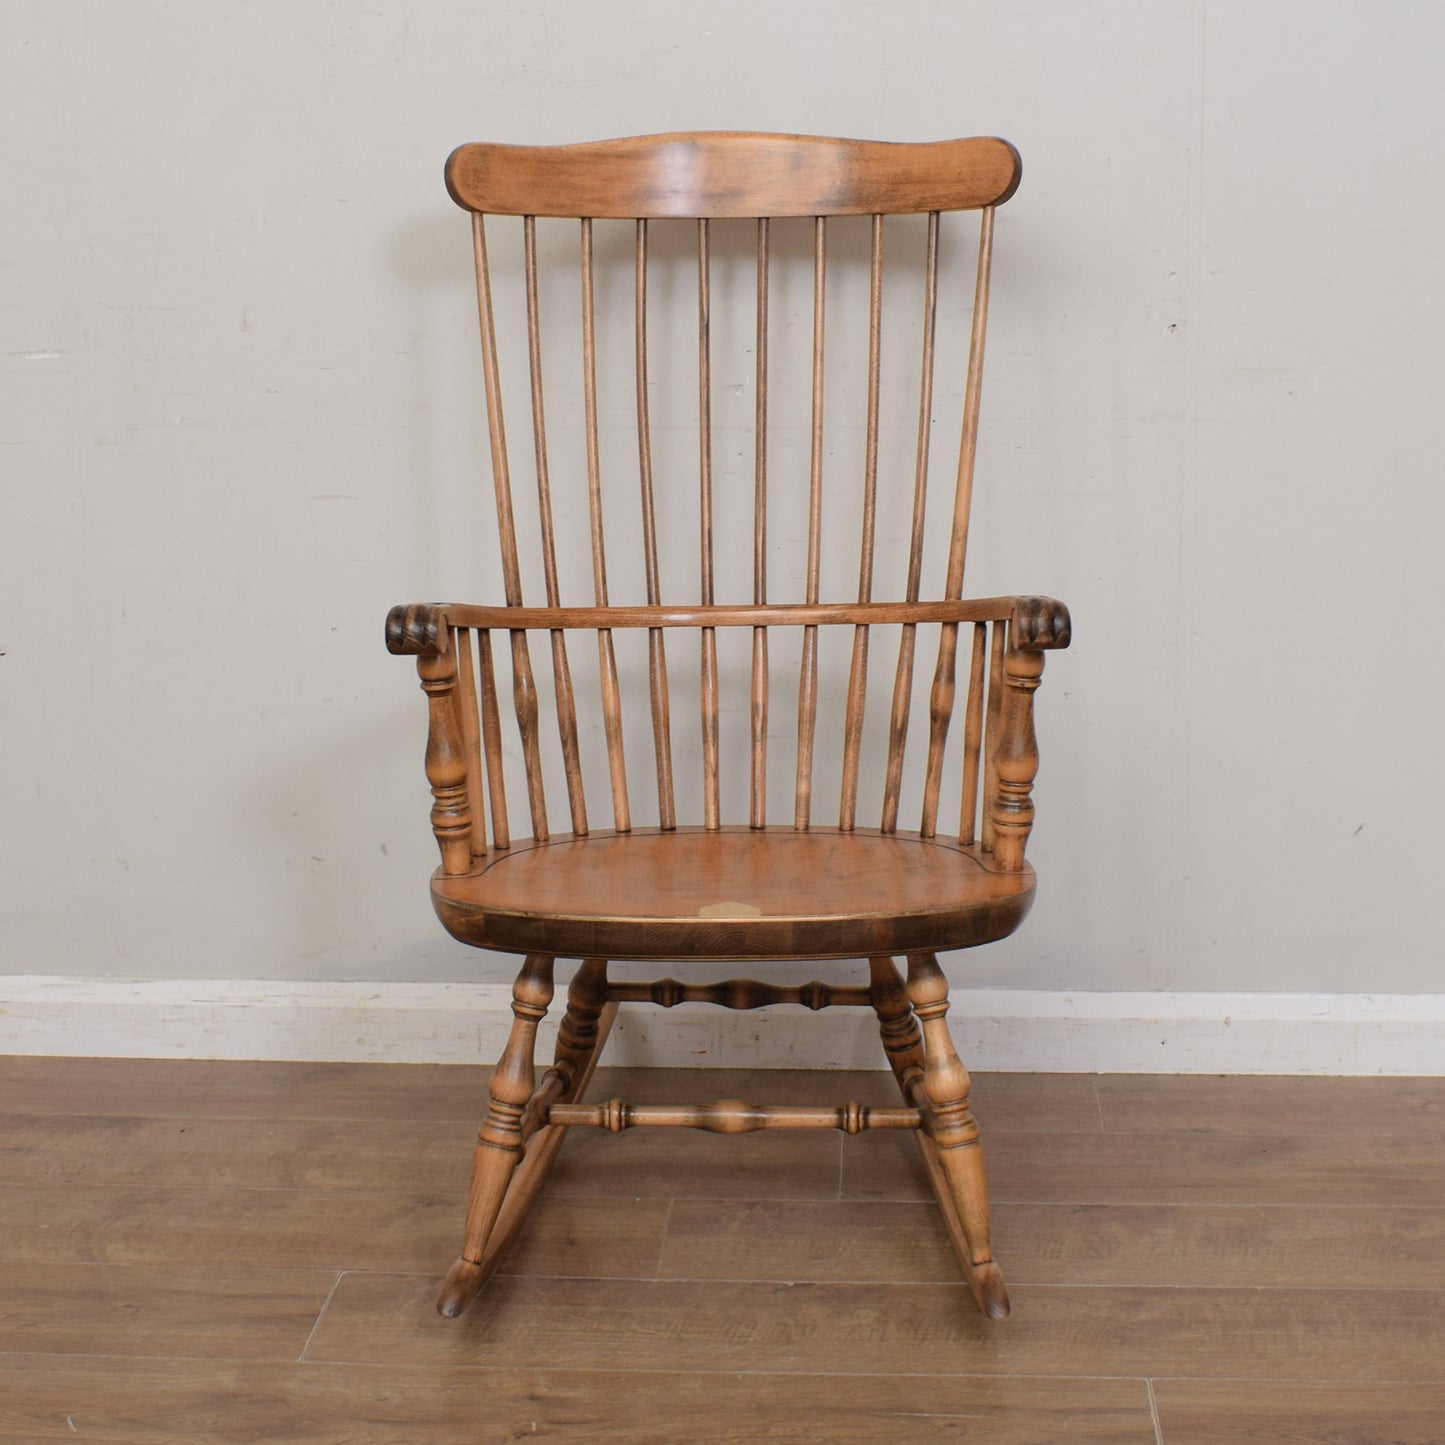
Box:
xmin=1 ymin=975 xmax=1442 ymax=1074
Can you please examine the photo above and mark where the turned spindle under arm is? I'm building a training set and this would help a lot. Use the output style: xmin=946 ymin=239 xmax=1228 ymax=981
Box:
xmin=386 ymin=595 xmax=1069 ymax=876
xmin=987 ymin=595 xmax=1071 ymax=872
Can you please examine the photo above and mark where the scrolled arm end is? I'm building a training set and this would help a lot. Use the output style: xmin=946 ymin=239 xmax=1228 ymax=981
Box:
xmin=1011 ymin=596 xmax=1071 ymax=651
xmin=386 ymin=603 xmax=450 ymax=656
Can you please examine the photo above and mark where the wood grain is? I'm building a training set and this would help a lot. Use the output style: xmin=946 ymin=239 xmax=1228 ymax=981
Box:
xmin=446 ymin=132 xmax=1022 ymax=217
xmin=750 ymin=218 xmax=769 ymax=830
xmin=1151 ymin=1379 xmax=1445 ymax=1444
xmin=549 ymin=1099 xmax=920 ymax=1134
xmin=451 ymin=629 xmax=488 ymax=857
xmin=0 ymin=1059 xmax=1099 ymax=1129
xmin=793 ymin=215 xmax=827 ymax=831
xmin=0 ymin=1055 xmax=498 ymax=1120
xmin=0 ymin=1358 xmax=1154 ymax=1444
xmin=1096 ymin=1072 xmax=1445 ymax=1136
xmin=523 ymin=217 xmax=588 ymax=836
xmin=588 ymin=1066 xmax=1104 ymax=1130
xmin=432 ymin=827 xmax=1035 ymax=960
xmin=0 ymin=1185 xmax=669 ymax=1277
xmin=440 ymin=597 xmax=1043 ymax=630
xmin=5 ymin=1064 xmax=1445 ymax=1436
xmin=305 ymin=1273 xmax=1445 ymax=1380
xmin=942 ymin=204 xmax=995 ymax=601
xmin=543 ymin=1124 xmax=843 ymax=1199
xmin=0 ymin=1261 xmax=334 ymax=1360
xmin=658 ymin=1198 xmax=1445 ymax=1289
xmin=416 ymin=646 xmax=471 ymax=874
xmin=843 ymin=1125 xmax=1445 ymax=1206
xmin=632 ymin=218 xmax=676 ymax=833
xmin=475 ymin=628 xmax=511 ymax=848
xmin=0 ymin=1112 xmax=471 ymax=1192
xmin=881 ymin=211 xmax=941 ymax=833
xmin=604 ymin=976 xmax=873 ymax=1010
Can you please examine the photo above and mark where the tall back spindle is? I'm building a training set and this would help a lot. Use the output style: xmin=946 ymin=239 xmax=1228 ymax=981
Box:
xmin=436 ymin=132 xmax=1029 ymax=853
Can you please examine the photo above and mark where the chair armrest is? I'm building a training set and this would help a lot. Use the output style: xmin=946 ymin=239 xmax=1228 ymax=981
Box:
xmin=390 ymin=595 xmax=1069 ymax=653
xmin=1008 ymin=596 xmax=1071 ymax=651
xmin=386 ymin=603 xmax=451 ymax=656
xmin=387 ymin=597 xmax=1070 ymax=649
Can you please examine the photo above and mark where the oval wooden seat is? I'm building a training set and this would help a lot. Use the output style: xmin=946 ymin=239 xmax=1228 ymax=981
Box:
xmin=433 ymin=827 xmax=1035 ymax=961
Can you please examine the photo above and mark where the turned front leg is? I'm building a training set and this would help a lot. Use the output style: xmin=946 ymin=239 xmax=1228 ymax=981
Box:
xmin=438 ymin=953 xmax=555 ymax=1316
xmin=904 ymin=953 xmax=997 ymax=1283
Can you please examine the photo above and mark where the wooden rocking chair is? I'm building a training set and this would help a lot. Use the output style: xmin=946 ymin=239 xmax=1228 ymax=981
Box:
xmin=386 ymin=133 xmax=1070 ymax=1321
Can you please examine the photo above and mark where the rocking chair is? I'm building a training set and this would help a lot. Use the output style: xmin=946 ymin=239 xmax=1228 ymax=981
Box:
xmin=386 ymin=132 xmax=1071 ymax=1320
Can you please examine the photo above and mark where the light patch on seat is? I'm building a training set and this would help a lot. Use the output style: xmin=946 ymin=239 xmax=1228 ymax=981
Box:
xmin=698 ymin=900 xmax=763 ymax=918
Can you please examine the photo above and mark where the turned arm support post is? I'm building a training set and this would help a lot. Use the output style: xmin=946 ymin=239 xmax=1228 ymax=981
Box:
xmin=386 ymin=605 xmax=473 ymax=875
xmin=989 ymin=596 xmax=1070 ymax=872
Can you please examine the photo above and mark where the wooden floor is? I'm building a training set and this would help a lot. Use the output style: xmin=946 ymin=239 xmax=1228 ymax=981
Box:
xmin=1 ymin=1058 xmax=1443 ymax=1443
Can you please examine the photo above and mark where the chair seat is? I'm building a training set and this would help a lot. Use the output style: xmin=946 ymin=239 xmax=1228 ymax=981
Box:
xmin=432 ymin=826 xmax=1035 ymax=961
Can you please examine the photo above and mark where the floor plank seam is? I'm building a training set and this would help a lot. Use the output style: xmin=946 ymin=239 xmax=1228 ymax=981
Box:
xmin=296 ymin=1271 xmax=344 ymax=1363
xmin=0 ymin=1351 xmax=1216 ymax=1382
xmin=376 ymin=1271 xmax=1445 ymax=1294
xmin=8 ymin=1184 xmax=1444 ymax=1212
xmin=6 ymin=1351 xmax=1445 ymax=1386
xmin=986 ymin=1197 xmax=1445 ymax=1211
xmin=0 ymin=1347 xmax=338 ymax=1366
xmin=8 ymin=1352 xmax=1433 ymax=1387
xmin=284 ymin=1359 xmax=1187 ymax=1381
xmin=495 ymin=1273 xmax=974 ymax=1287
xmin=1147 ymin=1372 xmax=1445 ymax=1385
xmin=10 ymin=1184 xmax=1443 ymax=1207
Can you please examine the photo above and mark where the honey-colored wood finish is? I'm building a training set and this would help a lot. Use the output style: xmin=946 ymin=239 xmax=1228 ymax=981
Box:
xmin=445 ymin=132 xmax=1022 ymax=218
xmin=432 ymin=829 xmax=1035 ymax=960
xmin=388 ymin=132 xmax=1070 ymax=1322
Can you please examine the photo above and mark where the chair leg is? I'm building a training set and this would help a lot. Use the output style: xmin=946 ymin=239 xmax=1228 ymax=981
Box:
xmin=871 ymin=955 xmax=990 ymax=1307
xmin=895 ymin=952 xmax=1010 ymax=1319
xmin=437 ymin=952 xmax=556 ymax=1318
xmin=441 ymin=959 xmax=617 ymax=1319
xmin=550 ymin=957 xmax=611 ymax=1104
xmin=869 ymin=954 xmax=927 ymax=1085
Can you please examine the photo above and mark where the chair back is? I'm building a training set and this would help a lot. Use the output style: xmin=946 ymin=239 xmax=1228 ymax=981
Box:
xmin=419 ymin=132 xmax=1028 ymax=849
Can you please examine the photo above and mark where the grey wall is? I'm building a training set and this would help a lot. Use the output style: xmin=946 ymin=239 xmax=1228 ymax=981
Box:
xmin=3 ymin=1 xmax=1441 ymax=994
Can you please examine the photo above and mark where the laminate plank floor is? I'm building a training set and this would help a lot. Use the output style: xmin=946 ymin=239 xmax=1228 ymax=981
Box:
xmin=1 ymin=1058 xmax=1441 ymax=1444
